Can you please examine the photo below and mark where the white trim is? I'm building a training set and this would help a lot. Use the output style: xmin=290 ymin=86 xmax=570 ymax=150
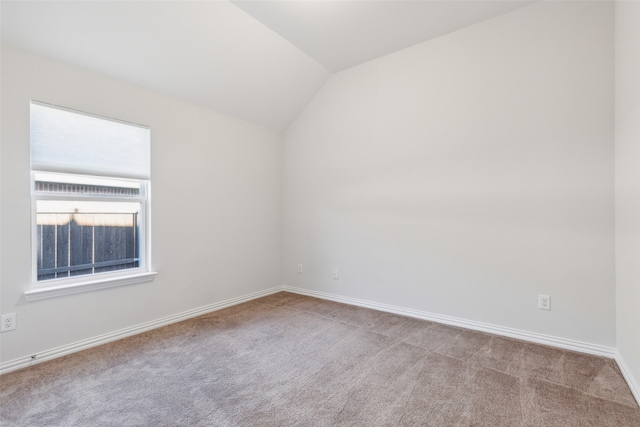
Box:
xmin=8 ymin=282 xmax=636 ymax=406
xmin=30 ymin=172 xmax=152 ymax=292
xmin=24 ymin=272 xmax=158 ymax=301
xmin=3 ymin=286 xmax=281 ymax=374
xmin=282 ymin=285 xmax=617 ymax=359
xmin=290 ymin=284 xmax=640 ymax=404
xmin=615 ymin=352 xmax=640 ymax=406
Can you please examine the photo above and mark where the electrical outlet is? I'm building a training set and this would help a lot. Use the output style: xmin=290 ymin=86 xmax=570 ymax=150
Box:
xmin=333 ymin=269 xmax=339 ymax=279
xmin=538 ymin=295 xmax=551 ymax=310
xmin=1 ymin=313 xmax=16 ymax=332
xmin=297 ymin=264 xmax=303 ymax=274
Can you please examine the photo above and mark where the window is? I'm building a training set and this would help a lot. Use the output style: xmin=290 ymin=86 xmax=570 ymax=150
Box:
xmin=26 ymin=101 xmax=155 ymax=300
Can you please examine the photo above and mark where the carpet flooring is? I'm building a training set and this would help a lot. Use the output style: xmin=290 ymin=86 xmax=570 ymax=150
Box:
xmin=1 ymin=291 xmax=639 ymax=426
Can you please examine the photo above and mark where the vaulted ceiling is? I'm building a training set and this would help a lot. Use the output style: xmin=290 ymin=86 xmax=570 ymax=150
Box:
xmin=1 ymin=1 xmax=533 ymax=131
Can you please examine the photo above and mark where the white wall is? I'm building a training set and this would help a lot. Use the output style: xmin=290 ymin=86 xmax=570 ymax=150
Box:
xmin=615 ymin=0 xmax=640 ymax=400
xmin=0 ymin=45 xmax=283 ymax=364
xmin=283 ymin=1 xmax=616 ymax=346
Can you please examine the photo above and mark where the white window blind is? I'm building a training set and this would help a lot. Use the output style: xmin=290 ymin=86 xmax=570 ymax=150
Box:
xmin=30 ymin=101 xmax=150 ymax=180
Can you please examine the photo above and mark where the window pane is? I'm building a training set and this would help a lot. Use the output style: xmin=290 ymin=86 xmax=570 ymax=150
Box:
xmin=36 ymin=200 xmax=141 ymax=281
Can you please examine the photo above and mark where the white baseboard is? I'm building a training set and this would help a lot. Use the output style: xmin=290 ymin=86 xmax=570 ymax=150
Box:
xmin=4 ymin=284 xmax=637 ymax=408
xmin=281 ymin=285 xmax=618 ymax=359
xmin=0 ymin=286 xmax=282 ymax=375
xmin=615 ymin=352 xmax=640 ymax=407
xmin=283 ymin=286 xmax=640 ymax=405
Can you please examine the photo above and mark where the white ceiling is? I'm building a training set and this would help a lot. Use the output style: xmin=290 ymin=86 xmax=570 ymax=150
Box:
xmin=1 ymin=0 xmax=534 ymax=131
xmin=231 ymin=0 xmax=534 ymax=72
xmin=0 ymin=0 xmax=330 ymax=131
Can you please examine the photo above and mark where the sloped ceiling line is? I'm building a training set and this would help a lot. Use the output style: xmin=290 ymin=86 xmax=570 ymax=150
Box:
xmin=1 ymin=0 xmax=533 ymax=131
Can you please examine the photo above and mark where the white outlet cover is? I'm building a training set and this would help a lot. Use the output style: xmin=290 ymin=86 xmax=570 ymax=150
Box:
xmin=1 ymin=313 xmax=16 ymax=332
xmin=538 ymin=295 xmax=551 ymax=310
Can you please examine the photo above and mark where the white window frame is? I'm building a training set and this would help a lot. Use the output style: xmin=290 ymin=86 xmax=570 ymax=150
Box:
xmin=25 ymin=104 xmax=156 ymax=301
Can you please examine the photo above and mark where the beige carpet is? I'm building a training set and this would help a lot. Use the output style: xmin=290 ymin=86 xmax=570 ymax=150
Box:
xmin=1 ymin=292 xmax=638 ymax=426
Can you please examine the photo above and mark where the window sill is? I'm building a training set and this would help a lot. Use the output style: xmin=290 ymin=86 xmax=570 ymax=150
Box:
xmin=24 ymin=272 xmax=157 ymax=301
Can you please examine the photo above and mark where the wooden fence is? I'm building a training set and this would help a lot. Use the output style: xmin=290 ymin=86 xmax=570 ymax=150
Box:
xmin=36 ymin=213 xmax=139 ymax=281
